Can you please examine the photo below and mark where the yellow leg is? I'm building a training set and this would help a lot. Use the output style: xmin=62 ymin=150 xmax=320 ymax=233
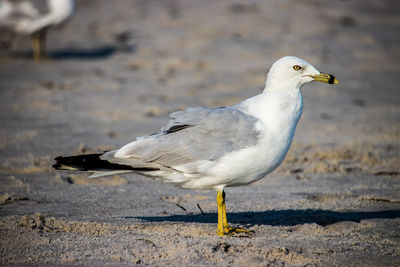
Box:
xmin=31 ymin=29 xmax=47 ymax=61
xmin=221 ymin=191 xmax=230 ymax=229
xmin=217 ymin=190 xmax=225 ymax=236
xmin=216 ymin=190 xmax=253 ymax=236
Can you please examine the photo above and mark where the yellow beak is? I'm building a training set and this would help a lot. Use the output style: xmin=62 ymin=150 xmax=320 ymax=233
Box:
xmin=312 ymin=73 xmax=339 ymax=84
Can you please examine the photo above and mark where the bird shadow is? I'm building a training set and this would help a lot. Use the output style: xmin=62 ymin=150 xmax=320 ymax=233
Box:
xmin=10 ymin=44 xmax=135 ymax=60
xmin=48 ymin=45 xmax=118 ymax=59
xmin=131 ymin=209 xmax=400 ymax=227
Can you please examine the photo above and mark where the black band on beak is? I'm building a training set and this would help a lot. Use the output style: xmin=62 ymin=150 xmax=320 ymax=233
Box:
xmin=328 ymin=74 xmax=336 ymax=84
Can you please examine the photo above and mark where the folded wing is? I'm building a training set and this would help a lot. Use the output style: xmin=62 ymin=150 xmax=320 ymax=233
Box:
xmin=110 ymin=107 xmax=261 ymax=173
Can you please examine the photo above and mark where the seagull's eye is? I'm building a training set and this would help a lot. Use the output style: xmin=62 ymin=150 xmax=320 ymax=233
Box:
xmin=293 ymin=65 xmax=302 ymax=71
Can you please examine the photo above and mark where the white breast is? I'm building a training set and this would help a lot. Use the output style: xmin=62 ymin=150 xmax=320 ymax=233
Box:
xmin=225 ymin=89 xmax=303 ymax=184
xmin=180 ymin=89 xmax=303 ymax=190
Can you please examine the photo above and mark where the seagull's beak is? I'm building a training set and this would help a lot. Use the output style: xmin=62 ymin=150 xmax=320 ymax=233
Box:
xmin=311 ymin=73 xmax=339 ymax=84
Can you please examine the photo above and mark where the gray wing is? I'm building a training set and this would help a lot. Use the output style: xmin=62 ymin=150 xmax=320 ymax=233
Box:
xmin=110 ymin=107 xmax=261 ymax=172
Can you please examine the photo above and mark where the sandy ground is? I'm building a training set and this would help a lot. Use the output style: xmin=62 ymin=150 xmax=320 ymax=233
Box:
xmin=1 ymin=0 xmax=399 ymax=266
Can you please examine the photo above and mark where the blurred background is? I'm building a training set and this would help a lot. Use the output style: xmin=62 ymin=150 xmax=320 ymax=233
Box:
xmin=0 ymin=0 xmax=399 ymax=265
xmin=1 ymin=0 xmax=399 ymax=147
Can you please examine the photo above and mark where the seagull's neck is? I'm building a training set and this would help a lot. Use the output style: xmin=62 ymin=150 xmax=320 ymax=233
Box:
xmin=235 ymin=85 xmax=304 ymax=134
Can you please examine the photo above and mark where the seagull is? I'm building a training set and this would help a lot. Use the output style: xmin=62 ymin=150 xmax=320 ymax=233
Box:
xmin=53 ymin=56 xmax=338 ymax=236
xmin=0 ymin=0 xmax=74 ymax=61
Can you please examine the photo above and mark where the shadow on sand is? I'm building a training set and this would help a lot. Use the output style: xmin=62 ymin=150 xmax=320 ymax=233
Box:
xmin=132 ymin=209 xmax=400 ymax=226
xmin=10 ymin=44 xmax=135 ymax=60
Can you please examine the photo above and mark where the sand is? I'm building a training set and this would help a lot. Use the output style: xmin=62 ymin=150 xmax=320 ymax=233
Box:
xmin=0 ymin=0 xmax=399 ymax=266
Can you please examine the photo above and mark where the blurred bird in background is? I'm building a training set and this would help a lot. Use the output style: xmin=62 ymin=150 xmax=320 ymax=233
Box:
xmin=0 ymin=0 xmax=74 ymax=61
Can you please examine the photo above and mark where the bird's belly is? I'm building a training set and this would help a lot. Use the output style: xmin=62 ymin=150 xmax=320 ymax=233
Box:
xmin=180 ymin=135 xmax=292 ymax=190
xmin=224 ymin=137 xmax=291 ymax=186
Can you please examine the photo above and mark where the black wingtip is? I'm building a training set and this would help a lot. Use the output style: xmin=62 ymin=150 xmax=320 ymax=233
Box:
xmin=52 ymin=162 xmax=64 ymax=170
xmin=52 ymin=153 xmax=105 ymax=171
xmin=52 ymin=153 xmax=160 ymax=172
xmin=52 ymin=155 xmax=77 ymax=170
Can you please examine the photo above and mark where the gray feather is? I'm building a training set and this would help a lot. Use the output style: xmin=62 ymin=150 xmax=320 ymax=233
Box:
xmin=114 ymin=107 xmax=261 ymax=171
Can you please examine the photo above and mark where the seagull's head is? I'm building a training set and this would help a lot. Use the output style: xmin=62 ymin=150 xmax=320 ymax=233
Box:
xmin=265 ymin=56 xmax=338 ymax=91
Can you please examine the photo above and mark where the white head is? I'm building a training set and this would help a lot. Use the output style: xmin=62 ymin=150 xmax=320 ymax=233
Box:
xmin=265 ymin=56 xmax=338 ymax=91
